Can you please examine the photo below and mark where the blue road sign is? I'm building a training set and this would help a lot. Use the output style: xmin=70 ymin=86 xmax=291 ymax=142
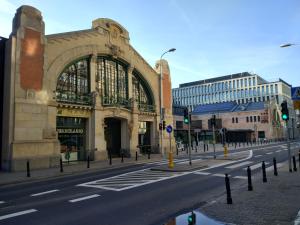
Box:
xmin=291 ymin=87 xmax=300 ymax=100
xmin=166 ymin=125 xmax=173 ymax=133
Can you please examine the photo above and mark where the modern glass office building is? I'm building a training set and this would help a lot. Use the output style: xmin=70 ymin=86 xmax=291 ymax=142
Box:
xmin=172 ymin=72 xmax=292 ymax=111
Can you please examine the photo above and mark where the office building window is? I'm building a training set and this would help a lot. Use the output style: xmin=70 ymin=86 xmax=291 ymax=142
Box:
xmin=235 ymin=117 xmax=238 ymax=123
xmin=258 ymin=116 xmax=260 ymax=122
xmin=250 ymin=116 xmax=253 ymax=122
xmin=254 ymin=116 xmax=256 ymax=122
xmin=232 ymin=117 xmax=235 ymax=123
xmin=246 ymin=117 xmax=249 ymax=122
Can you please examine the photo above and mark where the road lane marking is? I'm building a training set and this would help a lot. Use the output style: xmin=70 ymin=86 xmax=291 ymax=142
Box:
xmin=211 ymin=173 xmax=227 ymax=177
xmin=69 ymin=194 xmax=100 ymax=203
xmin=0 ymin=201 xmax=5 ymax=204
xmin=276 ymin=150 xmax=282 ymax=153
xmin=225 ymin=161 xmax=252 ymax=169
xmin=193 ymin=172 xmax=211 ymax=175
xmin=254 ymin=155 xmax=263 ymax=158
xmin=266 ymin=152 xmax=273 ymax=155
xmin=243 ymin=162 xmax=270 ymax=170
xmin=30 ymin=189 xmax=59 ymax=197
xmin=233 ymin=176 xmax=247 ymax=179
xmin=0 ymin=209 xmax=37 ymax=221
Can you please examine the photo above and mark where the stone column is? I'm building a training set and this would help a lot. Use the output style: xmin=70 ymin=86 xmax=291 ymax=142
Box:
xmin=94 ymin=109 xmax=107 ymax=160
xmin=129 ymin=100 xmax=139 ymax=156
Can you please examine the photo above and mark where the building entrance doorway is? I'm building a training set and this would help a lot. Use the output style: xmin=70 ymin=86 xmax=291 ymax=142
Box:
xmin=105 ymin=118 xmax=122 ymax=157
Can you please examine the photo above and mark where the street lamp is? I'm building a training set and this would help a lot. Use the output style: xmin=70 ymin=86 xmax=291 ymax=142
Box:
xmin=280 ymin=43 xmax=297 ymax=172
xmin=160 ymin=48 xmax=176 ymax=157
xmin=280 ymin=43 xmax=297 ymax=48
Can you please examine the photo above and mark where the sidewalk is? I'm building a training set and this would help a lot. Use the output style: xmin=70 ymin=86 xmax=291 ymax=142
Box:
xmin=0 ymin=141 xmax=273 ymax=187
xmin=200 ymin=161 xmax=300 ymax=225
xmin=0 ymin=154 xmax=163 ymax=186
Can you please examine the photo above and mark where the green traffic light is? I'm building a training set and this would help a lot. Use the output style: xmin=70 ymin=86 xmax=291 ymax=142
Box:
xmin=188 ymin=216 xmax=192 ymax=222
xmin=184 ymin=118 xmax=189 ymax=124
xmin=282 ymin=114 xmax=288 ymax=120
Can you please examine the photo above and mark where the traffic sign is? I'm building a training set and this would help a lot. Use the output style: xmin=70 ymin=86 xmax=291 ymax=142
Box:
xmin=166 ymin=125 xmax=173 ymax=133
xmin=291 ymin=87 xmax=300 ymax=100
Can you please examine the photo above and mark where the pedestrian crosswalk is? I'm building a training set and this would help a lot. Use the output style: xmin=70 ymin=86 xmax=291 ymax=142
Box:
xmin=77 ymin=168 xmax=187 ymax=191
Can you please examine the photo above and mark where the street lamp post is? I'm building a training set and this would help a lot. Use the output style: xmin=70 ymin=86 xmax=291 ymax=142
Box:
xmin=160 ymin=48 xmax=176 ymax=157
xmin=280 ymin=43 xmax=298 ymax=172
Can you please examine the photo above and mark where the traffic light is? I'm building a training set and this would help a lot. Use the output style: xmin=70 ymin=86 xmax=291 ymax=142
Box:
xmin=211 ymin=114 xmax=216 ymax=127
xmin=187 ymin=211 xmax=196 ymax=225
xmin=163 ymin=121 xmax=166 ymax=130
xmin=281 ymin=101 xmax=289 ymax=121
xmin=159 ymin=122 xmax=162 ymax=130
xmin=183 ymin=108 xmax=189 ymax=124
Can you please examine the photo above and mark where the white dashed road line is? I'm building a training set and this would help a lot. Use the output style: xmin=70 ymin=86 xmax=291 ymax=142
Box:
xmin=0 ymin=209 xmax=37 ymax=221
xmin=211 ymin=173 xmax=227 ymax=177
xmin=254 ymin=155 xmax=263 ymax=158
xmin=193 ymin=172 xmax=211 ymax=175
xmin=30 ymin=189 xmax=59 ymax=197
xmin=276 ymin=150 xmax=282 ymax=153
xmin=243 ymin=162 xmax=270 ymax=170
xmin=266 ymin=152 xmax=273 ymax=155
xmin=225 ymin=161 xmax=252 ymax=169
xmin=69 ymin=194 xmax=100 ymax=203
xmin=0 ymin=201 xmax=5 ymax=204
xmin=233 ymin=176 xmax=248 ymax=179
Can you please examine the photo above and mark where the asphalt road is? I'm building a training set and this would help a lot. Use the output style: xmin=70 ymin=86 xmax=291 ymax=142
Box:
xmin=0 ymin=141 xmax=299 ymax=225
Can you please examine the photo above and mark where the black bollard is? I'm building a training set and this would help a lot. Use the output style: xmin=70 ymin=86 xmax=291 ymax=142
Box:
xmin=136 ymin=151 xmax=138 ymax=161
xmin=121 ymin=152 xmax=124 ymax=163
xmin=148 ymin=151 xmax=150 ymax=159
xmin=247 ymin=166 xmax=253 ymax=191
xmin=293 ymin=156 xmax=297 ymax=171
xmin=26 ymin=160 xmax=30 ymax=177
xmin=109 ymin=152 xmax=112 ymax=165
xmin=225 ymin=174 xmax=232 ymax=204
xmin=60 ymin=157 xmax=63 ymax=173
xmin=298 ymin=150 xmax=300 ymax=169
xmin=87 ymin=155 xmax=90 ymax=168
xmin=262 ymin=161 xmax=267 ymax=182
xmin=273 ymin=158 xmax=278 ymax=176
xmin=235 ymin=143 xmax=237 ymax=149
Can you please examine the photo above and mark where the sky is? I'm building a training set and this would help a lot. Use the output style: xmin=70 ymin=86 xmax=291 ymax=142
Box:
xmin=1 ymin=0 xmax=300 ymax=88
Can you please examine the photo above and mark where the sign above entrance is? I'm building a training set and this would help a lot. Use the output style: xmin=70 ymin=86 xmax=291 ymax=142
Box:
xmin=166 ymin=125 xmax=173 ymax=133
xmin=57 ymin=107 xmax=91 ymax=118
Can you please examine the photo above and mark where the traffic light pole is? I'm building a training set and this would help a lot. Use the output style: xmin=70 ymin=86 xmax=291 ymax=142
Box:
xmin=188 ymin=112 xmax=192 ymax=165
xmin=212 ymin=124 xmax=216 ymax=159
xmin=286 ymin=121 xmax=292 ymax=172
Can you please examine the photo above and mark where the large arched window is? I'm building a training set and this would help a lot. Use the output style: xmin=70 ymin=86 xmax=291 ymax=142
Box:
xmin=56 ymin=58 xmax=91 ymax=105
xmin=132 ymin=70 xmax=154 ymax=112
xmin=97 ymin=57 xmax=129 ymax=107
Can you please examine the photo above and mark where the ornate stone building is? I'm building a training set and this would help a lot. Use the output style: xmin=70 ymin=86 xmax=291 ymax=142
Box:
xmin=1 ymin=5 xmax=175 ymax=171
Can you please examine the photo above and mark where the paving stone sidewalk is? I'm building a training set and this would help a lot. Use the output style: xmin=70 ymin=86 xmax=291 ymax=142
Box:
xmin=200 ymin=161 xmax=300 ymax=225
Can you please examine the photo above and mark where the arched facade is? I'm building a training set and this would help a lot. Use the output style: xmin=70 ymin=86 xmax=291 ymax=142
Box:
xmin=1 ymin=5 xmax=175 ymax=170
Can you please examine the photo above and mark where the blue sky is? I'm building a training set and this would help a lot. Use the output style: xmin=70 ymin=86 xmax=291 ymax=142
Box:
xmin=1 ymin=0 xmax=300 ymax=88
